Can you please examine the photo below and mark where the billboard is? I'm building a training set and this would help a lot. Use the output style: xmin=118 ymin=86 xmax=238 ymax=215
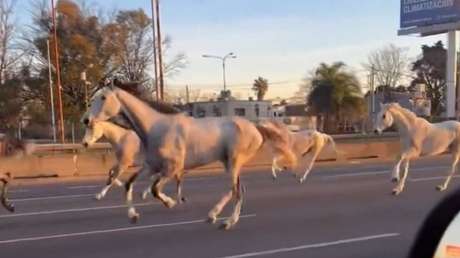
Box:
xmin=401 ymin=0 xmax=460 ymax=28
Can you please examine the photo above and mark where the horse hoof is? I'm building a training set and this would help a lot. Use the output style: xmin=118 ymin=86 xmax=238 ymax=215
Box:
xmin=6 ymin=204 xmax=15 ymax=213
xmin=180 ymin=197 xmax=187 ymax=203
xmin=164 ymin=200 xmax=177 ymax=209
xmin=130 ymin=214 xmax=140 ymax=224
xmin=94 ymin=194 xmax=103 ymax=201
xmin=436 ymin=185 xmax=446 ymax=192
xmin=207 ymin=216 xmax=217 ymax=224
xmin=299 ymin=178 xmax=305 ymax=184
xmin=392 ymin=189 xmax=401 ymax=196
xmin=219 ymin=222 xmax=233 ymax=230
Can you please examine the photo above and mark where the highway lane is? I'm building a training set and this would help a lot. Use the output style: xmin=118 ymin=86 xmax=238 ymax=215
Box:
xmin=0 ymin=157 xmax=458 ymax=258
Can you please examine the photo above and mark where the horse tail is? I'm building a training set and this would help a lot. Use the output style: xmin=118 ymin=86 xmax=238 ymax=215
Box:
xmin=256 ymin=124 xmax=297 ymax=168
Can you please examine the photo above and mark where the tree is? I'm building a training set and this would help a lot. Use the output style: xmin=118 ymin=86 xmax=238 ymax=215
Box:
xmin=0 ymin=0 xmax=24 ymax=84
xmin=364 ymin=44 xmax=410 ymax=88
xmin=306 ymin=62 xmax=365 ymax=132
xmin=105 ymin=9 xmax=187 ymax=96
xmin=252 ymin=76 xmax=268 ymax=101
xmin=411 ymin=41 xmax=446 ymax=116
xmin=27 ymin=0 xmax=187 ymax=121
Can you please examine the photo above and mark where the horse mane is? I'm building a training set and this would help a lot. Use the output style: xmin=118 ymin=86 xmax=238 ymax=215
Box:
xmin=386 ymin=103 xmax=418 ymax=121
xmin=101 ymin=85 xmax=182 ymax=115
xmin=147 ymin=100 xmax=182 ymax=115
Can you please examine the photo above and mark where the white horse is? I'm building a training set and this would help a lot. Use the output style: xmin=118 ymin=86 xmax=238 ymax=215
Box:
xmin=82 ymin=120 xmax=187 ymax=202
xmin=268 ymin=126 xmax=337 ymax=183
xmin=84 ymin=86 xmax=296 ymax=229
xmin=374 ymin=103 xmax=460 ymax=195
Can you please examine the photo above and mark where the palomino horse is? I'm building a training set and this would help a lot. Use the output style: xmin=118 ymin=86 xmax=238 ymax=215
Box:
xmin=82 ymin=120 xmax=187 ymax=202
xmin=374 ymin=103 xmax=460 ymax=195
xmin=84 ymin=86 xmax=296 ymax=229
xmin=262 ymin=122 xmax=337 ymax=183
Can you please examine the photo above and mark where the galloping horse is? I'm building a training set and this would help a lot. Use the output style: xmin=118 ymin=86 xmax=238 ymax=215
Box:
xmin=82 ymin=120 xmax=187 ymax=202
xmin=84 ymin=86 xmax=296 ymax=229
xmin=374 ymin=103 xmax=460 ymax=195
xmin=261 ymin=121 xmax=337 ymax=183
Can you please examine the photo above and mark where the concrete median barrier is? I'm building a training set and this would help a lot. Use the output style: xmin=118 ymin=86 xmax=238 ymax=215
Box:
xmin=0 ymin=135 xmax=401 ymax=179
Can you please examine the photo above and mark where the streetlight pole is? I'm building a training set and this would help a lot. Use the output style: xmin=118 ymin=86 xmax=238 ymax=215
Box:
xmin=202 ymin=52 xmax=236 ymax=92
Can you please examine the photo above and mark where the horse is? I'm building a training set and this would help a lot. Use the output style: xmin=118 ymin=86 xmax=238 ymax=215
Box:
xmin=0 ymin=135 xmax=34 ymax=212
xmin=261 ymin=122 xmax=337 ymax=183
xmin=83 ymin=86 xmax=296 ymax=230
xmin=82 ymin=120 xmax=187 ymax=202
xmin=374 ymin=103 xmax=460 ymax=195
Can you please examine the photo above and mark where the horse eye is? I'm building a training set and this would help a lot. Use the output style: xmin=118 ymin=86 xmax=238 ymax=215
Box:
xmin=101 ymin=96 xmax=106 ymax=101
xmin=382 ymin=114 xmax=386 ymax=119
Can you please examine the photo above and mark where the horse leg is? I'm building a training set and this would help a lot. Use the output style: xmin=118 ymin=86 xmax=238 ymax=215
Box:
xmin=271 ymin=157 xmax=280 ymax=180
xmin=141 ymin=174 xmax=159 ymax=200
xmin=221 ymin=167 xmax=244 ymax=230
xmin=391 ymin=155 xmax=403 ymax=182
xmin=95 ymin=165 xmax=123 ymax=200
xmin=0 ymin=178 xmax=14 ymax=213
xmin=393 ymin=159 xmax=410 ymax=195
xmin=152 ymin=175 xmax=177 ymax=208
xmin=125 ymin=165 xmax=150 ymax=223
xmin=437 ymin=153 xmax=460 ymax=191
xmin=175 ymin=174 xmax=187 ymax=204
xmin=207 ymin=161 xmax=240 ymax=224
xmin=299 ymin=148 xmax=321 ymax=184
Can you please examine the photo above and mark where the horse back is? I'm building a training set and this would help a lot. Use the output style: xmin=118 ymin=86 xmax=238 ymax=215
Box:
xmin=420 ymin=121 xmax=460 ymax=156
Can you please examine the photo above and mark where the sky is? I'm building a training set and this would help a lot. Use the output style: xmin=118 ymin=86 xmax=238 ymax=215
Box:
xmin=14 ymin=0 xmax=447 ymax=99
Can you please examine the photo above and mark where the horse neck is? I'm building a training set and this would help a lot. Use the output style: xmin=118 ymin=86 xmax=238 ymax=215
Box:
xmin=100 ymin=122 xmax=125 ymax=145
xmin=114 ymin=89 xmax=165 ymax=141
xmin=389 ymin=108 xmax=414 ymax=135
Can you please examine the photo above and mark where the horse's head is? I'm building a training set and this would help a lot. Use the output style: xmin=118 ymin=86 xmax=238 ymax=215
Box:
xmin=83 ymin=88 xmax=122 ymax=127
xmin=374 ymin=103 xmax=394 ymax=135
xmin=82 ymin=121 xmax=104 ymax=148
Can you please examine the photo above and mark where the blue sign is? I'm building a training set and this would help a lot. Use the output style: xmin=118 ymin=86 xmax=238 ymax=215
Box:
xmin=401 ymin=0 xmax=460 ymax=28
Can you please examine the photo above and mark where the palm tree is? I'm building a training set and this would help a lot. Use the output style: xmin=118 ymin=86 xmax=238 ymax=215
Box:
xmin=252 ymin=76 xmax=269 ymax=101
xmin=306 ymin=62 xmax=365 ymax=132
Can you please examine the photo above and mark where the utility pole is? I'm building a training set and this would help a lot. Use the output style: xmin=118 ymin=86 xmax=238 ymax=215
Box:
xmin=51 ymin=0 xmax=65 ymax=143
xmin=153 ymin=0 xmax=165 ymax=100
xmin=46 ymin=40 xmax=57 ymax=143
xmin=185 ymin=85 xmax=190 ymax=103
xmin=370 ymin=65 xmax=375 ymax=115
xmin=150 ymin=0 xmax=159 ymax=101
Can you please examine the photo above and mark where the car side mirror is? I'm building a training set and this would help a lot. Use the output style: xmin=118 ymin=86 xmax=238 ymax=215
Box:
xmin=409 ymin=187 xmax=460 ymax=258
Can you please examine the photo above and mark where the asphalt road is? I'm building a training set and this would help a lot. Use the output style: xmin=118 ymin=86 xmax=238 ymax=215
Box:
xmin=0 ymin=157 xmax=459 ymax=258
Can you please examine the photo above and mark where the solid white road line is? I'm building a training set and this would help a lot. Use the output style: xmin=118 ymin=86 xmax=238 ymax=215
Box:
xmin=219 ymin=233 xmax=400 ymax=258
xmin=410 ymin=175 xmax=460 ymax=182
xmin=12 ymin=193 xmax=95 ymax=202
xmin=0 ymin=214 xmax=257 ymax=244
xmin=322 ymin=170 xmax=389 ymax=179
xmin=0 ymin=202 xmax=158 ymax=218
xmin=322 ymin=165 xmax=449 ymax=180
xmin=67 ymin=185 xmax=100 ymax=190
